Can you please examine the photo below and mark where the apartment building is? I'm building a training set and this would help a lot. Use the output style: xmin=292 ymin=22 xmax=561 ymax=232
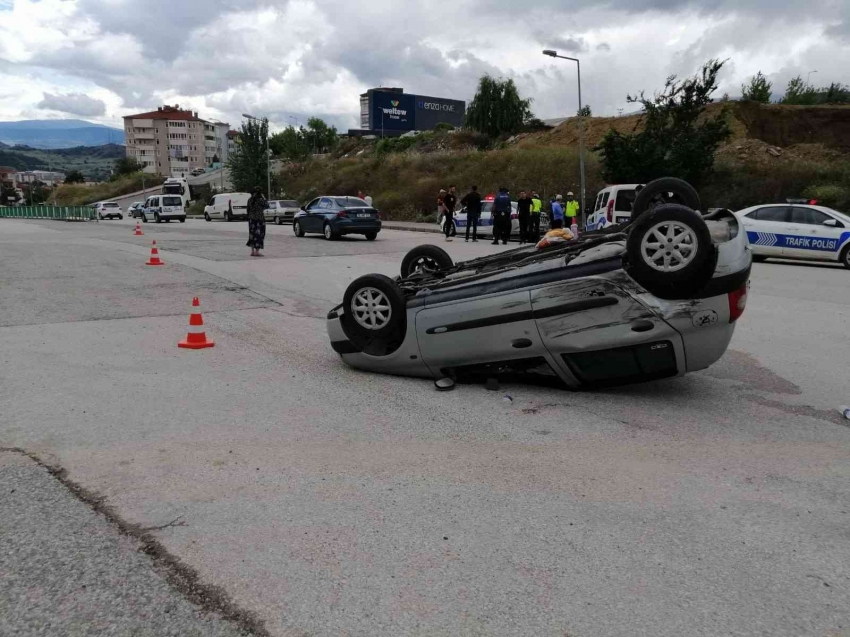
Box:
xmin=123 ymin=105 xmax=211 ymax=178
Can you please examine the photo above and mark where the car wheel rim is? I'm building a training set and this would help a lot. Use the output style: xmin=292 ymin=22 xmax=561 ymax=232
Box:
xmin=411 ymin=256 xmax=440 ymax=275
xmin=351 ymin=287 xmax=392 ymax=330
xmin=294 ymin=222 xmax=300 ymax=235
xmin=640 ymin=221 xmax=698 ymax=273
xmin=324 ymin=225 xmax=331 ymax=239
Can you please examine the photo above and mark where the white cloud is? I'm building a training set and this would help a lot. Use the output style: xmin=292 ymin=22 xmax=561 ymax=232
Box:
xmin=37 ymin=91 xmax=106 ymax=116
xmin=0 ymin=0 xmax=847 ymax=133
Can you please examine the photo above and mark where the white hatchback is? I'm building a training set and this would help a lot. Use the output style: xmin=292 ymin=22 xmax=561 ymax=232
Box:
xmin=736 ymin=203 xmax=850 ymax=269
xmin=586 ymin=185 xmax=639 ymax=231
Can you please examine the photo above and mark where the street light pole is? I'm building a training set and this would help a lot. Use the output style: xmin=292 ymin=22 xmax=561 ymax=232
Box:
xmin=243 ymin=113 xmax=271 ymax=198
xmin=807 ymin=70 xmax=818 ymax=86
xmin=543 ymin=50 xmax=586 ymax=228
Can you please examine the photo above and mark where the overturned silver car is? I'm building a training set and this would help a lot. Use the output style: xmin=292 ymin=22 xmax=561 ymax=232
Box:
xmin=327 ymin=178 xmax=751 ymax=389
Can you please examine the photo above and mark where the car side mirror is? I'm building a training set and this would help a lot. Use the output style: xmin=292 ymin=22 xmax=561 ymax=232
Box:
xmin=823 ymin=219 xmax=839 ymax=227
xmin=300 ymin=206 xmax=306 ymax=211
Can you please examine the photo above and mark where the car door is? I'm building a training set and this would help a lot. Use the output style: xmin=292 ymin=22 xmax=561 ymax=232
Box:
xmin=415 ymin=289 xmax=558 ymax=381
xmin=530 ymin=277 xmax=685 ymax=388
xmin=783 ymin=206 xmax=846 ymax=261
xmin=300 ymin=198 xmax=320 ymax=231
xmin=743 ymin=206 xmax=789 ymax=258
xmin=312 ymin=198 xmax=333 ymax=231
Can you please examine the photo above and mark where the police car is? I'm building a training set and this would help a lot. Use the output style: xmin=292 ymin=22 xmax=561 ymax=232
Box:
xmin=736 ymin=200 xmax=850 ymax=269
xmin=440 ymin=195 xmax=549 ymax=238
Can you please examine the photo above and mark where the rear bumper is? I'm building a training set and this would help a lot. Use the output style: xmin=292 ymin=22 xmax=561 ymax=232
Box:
xmin=334 ymin=220 xmax=382 ymax=235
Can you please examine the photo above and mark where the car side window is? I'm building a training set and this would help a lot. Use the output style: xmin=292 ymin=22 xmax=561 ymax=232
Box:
xmin=305 ymin=198 xmax=320 ymax=210
xmin=791 ymin=207 xmax=831 ymax=225
xmin=601 ymin=192 xmax=610 ymax=209
xmin=319 ymin=198 xmax=332 ymax=209
xmin=594 ymin=193 xmax=603 ymax=211
xmin=750 ymin=206 xmax=789 ymax=222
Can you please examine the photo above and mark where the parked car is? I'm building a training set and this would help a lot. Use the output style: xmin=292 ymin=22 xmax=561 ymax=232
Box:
xmin=293 ymin=196 xmax=381 ymax=240
xmin=190 ymin=168 xmax=205 ymax=176
xmin=141 ymin=195 xmax=186 ymax=223
xmin=264 ymin=199 xmax=300 ymax=225
xmin=326 ymin=178 xmax=751 ymax=389
xmin=736 ymin=202 xmax=850 ymax=269
xmin=586 ymin=185 xmax=639 ymax=230
xmin=440 ymin=196 xmax=551 ymax=239
xmin=93 ymin=201 xmax=123 ymax=220
xmin=204 ymin=192 xmax=250 ymax=221
xmin=128 ymin=202 xmax=145 ymax=219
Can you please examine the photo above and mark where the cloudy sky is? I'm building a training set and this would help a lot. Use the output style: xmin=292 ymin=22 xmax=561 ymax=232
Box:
xmin=0 ymin=0 xmax=847 ymax=131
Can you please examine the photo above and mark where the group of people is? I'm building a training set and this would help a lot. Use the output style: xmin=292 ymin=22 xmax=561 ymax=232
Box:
xmin=437 ymin=186 xmax=580 ymax=245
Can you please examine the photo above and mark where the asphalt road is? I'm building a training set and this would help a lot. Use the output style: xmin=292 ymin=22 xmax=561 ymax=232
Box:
xmin=1 ymin=216 xmax=849 ymax=637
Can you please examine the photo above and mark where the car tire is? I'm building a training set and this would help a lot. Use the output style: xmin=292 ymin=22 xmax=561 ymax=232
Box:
xmin=118 ymin=215 xmax=123 ymax=220
xmin=400 ymin=245 xmax=454 ymax=278
xmin=98 ymin=213 xmax=103 ymax=220
xmin=752 ymin=254 xmax=768 ymax=263
xmin=275 ymin=216 xmax=282 ymax=225
xmin=155 ymin=213 xmax=161 ymax=223
xmin=631 ymin=177 xmax=702 ymax=223
xmin=341 ymin=274 xmax=407 ymax=354
xmin=204 ymin=212 xmax=211 ymax=222
xmin=365 ymin=232 xmax=377 ymax=241
xmin=293 ymin=220 xmax=305 ymax=237
xmin=141 ymin=214 xmax=148 ymax=223
xmin=841 ymin=245 xmax=850 ymax=270
xmin=624 ymin=203 xmax=716 ymax=300
xmin=323 ymin=223 xmax=337 ymax=240
xmin=179 ymin=217 xmax=186 ymax=223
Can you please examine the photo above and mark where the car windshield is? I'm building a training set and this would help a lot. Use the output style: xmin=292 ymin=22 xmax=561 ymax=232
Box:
xmin=162 ymin=196 xmax=183 ymax=206
xmin=103 ymin=203 xmax=119 ymax=208
xmin=281 ymin=200 xmax=298 ymax=207
xmin=333 ymin=197 xmax=368 ymax=208
xmin=163 ymin=185 xmax=183 ymax=194
xmin=615 ymin=190 xmax=636 ymax=212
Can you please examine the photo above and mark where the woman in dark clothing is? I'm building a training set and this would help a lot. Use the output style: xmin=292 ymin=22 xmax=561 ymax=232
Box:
xmin=246 ymin=187 xmax=267 ymax=257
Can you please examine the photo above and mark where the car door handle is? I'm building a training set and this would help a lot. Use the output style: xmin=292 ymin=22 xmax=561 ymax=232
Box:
xmin=511 ymin=338 xmax=533 ymax=349
xmin=630 ymin=319 xmax=655 ymax=333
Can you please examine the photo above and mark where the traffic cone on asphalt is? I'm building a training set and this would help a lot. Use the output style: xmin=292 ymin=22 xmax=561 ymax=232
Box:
xmin=146 ymin=240 xmax=164 ymax=266
xmin=178 ymin=297 xmax=215 ymax=349
xmin=134 ymin=221 xmax=144 ymax=236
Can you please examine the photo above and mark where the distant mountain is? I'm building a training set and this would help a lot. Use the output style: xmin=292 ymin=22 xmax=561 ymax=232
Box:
xmin=0 ymin=119 xmax=124 ymax=149
xmin=0 ymin=143 xmax=127 ymax=180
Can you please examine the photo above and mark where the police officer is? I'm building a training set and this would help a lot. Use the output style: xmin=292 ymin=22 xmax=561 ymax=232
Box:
xmin=492 ymin=187 xmax=512 ymax=245
xmin=530 ymin=190 xmax=543 ymax=242
xmin=565 ymin=191 xmax=580 ymax=231
xmin=516 ymin=190 xmax=532 ymax=244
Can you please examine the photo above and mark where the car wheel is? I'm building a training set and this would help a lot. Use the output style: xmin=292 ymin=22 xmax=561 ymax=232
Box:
xmin=323 ymin=223 xmax=337 ymax=240
xmin=155 ymin=213 xmax=161 ymax=223
xmin=118 ymin=215 xmax=123 ymax=220
xmin=141 ymin=214 xmax=148 ymax=223
xmin=204 ymin=212 xmax=211 ymax=222
xmin=179 ymin=217 xmax=186 ymax=223
xmin=752 ymin=254 xmax=768 ymax=263
xmin=275 ymin=216 xmax=282 ymax=225
xmin=400 ymin=245 xmax=454 ymax=278
xmin=365 ymin=232 xmax=378 ymax=241
xmin=293 ymin=220 xmax=305 ymax=237
xmin=631 ymin=177 xmax=702 ymax=223
xmin=624 ymin=203 xmax=716 ymax=299
xmin=841 ymin=245 xmax=850 ymax=270
xmin=341 ymin=274 xmax=407 ymax=353
xmin=98 ymin=213 xmax=104 ymax=220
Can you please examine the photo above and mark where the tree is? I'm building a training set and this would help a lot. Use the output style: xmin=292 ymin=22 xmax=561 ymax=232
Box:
xmin=465 ymin=76 xmax=534 ymax=138
xmin=741 ymin=71 xmax=772 ymax=103
xmin=271 ymin=118 xmax=339 ymax=159
xmin=227 ymin=117 xmax=270 ymax=195
xmin=596 ymin=59 xmax=732 ymax=186
xmin=577 ymin=105 xmax=592 ymax=117
xmin=1 ymin=183 xmax=20 ymax=205
xmin=780 ymin=76 xmax=819 ymax=105
xmin=64 ymin=170 xmax=86 ymax=184
xmin=822 ymin=82 xmax=850 ymax=104
xmin=302 ymin=117 xmax=339 ymax=154
xmin=270 ymin=126 xmax=306 ymax=160
xmin=113 ymin=156 xmax=143 ymax=177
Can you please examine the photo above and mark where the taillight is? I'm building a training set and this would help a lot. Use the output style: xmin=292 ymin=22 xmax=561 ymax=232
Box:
xmin=728 ymin=283 xmax=748 ymax=323
xmin=337 ymin=210 xmax=348 ymax=218
xmin=606 ymin=199 xmax=614 ymax=222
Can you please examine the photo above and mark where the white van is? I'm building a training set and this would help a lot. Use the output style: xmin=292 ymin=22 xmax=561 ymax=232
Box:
xmin=141 ymin=194 xmax=186 ymax=223
xmin=203 ymin=192 xmax=250 ymax=221
xmin=585 ymin=184 xmax=639 ymax=231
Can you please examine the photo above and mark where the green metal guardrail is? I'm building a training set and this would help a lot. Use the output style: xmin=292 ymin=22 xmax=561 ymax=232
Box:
xmin=0 ymin=206 xmax=96 ymax=221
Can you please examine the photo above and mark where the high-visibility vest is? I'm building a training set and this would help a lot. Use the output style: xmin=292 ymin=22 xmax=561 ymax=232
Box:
xmin=531 ymin=197 xmax=542 ymax=214
xmin=565 ymin=200 xmax=579 ymax=218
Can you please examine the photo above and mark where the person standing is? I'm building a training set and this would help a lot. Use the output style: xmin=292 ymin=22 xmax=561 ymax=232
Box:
xmin=364 ymin=193 xmax=373 ymax=207
xmin=516 ymin=190 xmax=532 ymax=244
xmin=530 ymin=190 xmax=543 ymax=241
xmin=460 ymin=185 xmax=482 ymax=242
xmin=565 ymin=191 xmax=580 ymax=232
xmin=551 ymin=194 xmax=565 ymax=229
xmin=442 ymin=185 xmax=457 ymax=242
xmin=246 ymin=186 xmax=267 ymax=257
xmin=492 ymin=186 xmax=512 ymax=245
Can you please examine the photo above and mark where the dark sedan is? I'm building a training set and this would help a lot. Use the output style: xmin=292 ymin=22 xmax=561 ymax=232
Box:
xmin=293 ymin=196 xmax=382 ymax=240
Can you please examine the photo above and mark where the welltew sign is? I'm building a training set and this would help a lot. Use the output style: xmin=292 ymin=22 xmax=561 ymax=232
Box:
xmin=373 ymin=92 xmax=415 ymax=130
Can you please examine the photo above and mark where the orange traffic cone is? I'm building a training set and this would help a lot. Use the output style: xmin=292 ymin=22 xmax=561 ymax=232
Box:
xmin=178 ymin=297 xmax=215 ymax=349
xmin=134 ymin=221 xmax=144 ymax=236
xmin=146 ymin=240 xmax=164 ymax=266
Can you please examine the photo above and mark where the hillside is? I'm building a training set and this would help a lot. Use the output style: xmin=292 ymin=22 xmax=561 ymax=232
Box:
xmin=0 ymin=144 xmax=125 ymax=181
xmin=279 ymin=102 xmax=850 ymax=219
xmin=0 ymin=119 xmax=124 ymax=149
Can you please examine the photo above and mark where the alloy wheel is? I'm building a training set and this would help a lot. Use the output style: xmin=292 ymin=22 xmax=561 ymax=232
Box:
xmin=351 ymin=287 xmax=392 ymax=330
xmin=640 ymin=220 xmax=698 ymax=273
